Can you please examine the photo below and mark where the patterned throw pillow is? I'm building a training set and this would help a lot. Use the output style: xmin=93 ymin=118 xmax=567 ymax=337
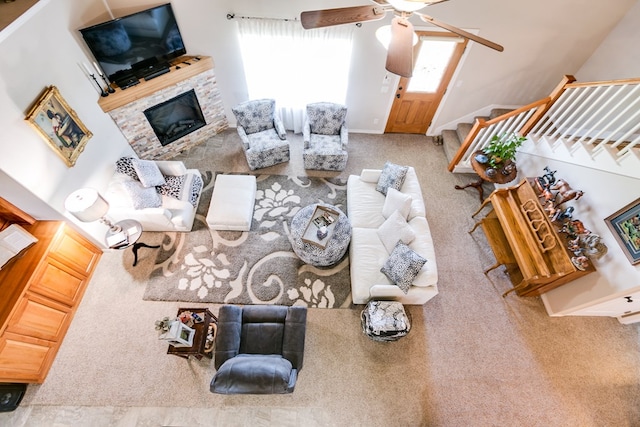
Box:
xmin=122 ymin=180 xmax=162 ymax=209
xmin=232 ymin=99 xmax=276 ymax=135
xmin=132 ymin=158 xmax=166 ymax=188
xmin=115 ymin=157 xmax=138 ymax=180
xmin=380 ymin=241 xmax=427 ymax=294
xmin=156 ymin=175 xmax=185 ymax=199
xmin=376 ymin=161 xmax=409 ymax=195
xmin=156 ymin=174 xmax=203 ymax=208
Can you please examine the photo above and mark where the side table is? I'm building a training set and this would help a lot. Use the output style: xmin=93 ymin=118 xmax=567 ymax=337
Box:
xmin=454 ymin=151 xmax=518 ymax=201
xmin=105 ymin=219 xmax=160 ymax=267
xmin=167 ymin=308 xmax=218 ymax=360
xmin=290 ymin=203 xmax=352 ymax=267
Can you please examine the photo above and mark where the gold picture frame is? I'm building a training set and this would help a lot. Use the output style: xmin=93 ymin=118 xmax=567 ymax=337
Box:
xmin=25 ymin=86 xmax=93 ymax=167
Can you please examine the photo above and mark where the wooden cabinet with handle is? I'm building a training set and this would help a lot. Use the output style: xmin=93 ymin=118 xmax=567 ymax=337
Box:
xmin=0 ymin=214 xmax=101 ymax=383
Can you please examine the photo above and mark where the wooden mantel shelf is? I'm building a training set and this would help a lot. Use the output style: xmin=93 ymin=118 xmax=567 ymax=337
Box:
xmin=98 ymin=55 xmax=214 ymax=113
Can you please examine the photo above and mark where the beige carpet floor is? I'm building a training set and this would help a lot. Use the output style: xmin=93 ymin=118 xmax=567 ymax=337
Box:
xmin=8 ymin=129 xmax=640 ymax=426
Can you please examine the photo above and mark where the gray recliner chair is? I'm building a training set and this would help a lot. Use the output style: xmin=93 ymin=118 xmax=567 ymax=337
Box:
xmin=210 ymin=305 xmax=307 ymax=394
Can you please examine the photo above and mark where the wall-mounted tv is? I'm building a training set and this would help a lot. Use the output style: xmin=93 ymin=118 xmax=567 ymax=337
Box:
xmin=80 ymin=3 xmax=186 ymax=87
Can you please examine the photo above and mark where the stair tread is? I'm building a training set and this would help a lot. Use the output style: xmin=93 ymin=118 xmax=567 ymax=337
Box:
xmin=490 ymin=108 xmax=513 ymax=119
xmin=442 ymin=129 xmax=461 ymax=163
xmin=456 ymin=122 xmax=473 ymax=143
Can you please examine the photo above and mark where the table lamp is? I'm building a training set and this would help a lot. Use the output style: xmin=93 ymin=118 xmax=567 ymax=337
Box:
xmin=64 ymin=188 xmax=121 ymax=233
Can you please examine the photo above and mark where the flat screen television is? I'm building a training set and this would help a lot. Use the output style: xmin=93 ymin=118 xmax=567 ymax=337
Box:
xmin=80 ymin=3 xmax=186 ymax=86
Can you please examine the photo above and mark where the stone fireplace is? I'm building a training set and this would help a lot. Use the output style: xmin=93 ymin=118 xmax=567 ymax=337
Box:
xmin=102 ymin=57 xmax=228 ymax=160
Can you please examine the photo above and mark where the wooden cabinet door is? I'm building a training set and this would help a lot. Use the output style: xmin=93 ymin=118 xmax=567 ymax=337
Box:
xmin=48 ymin=224 xmax=101 ymax=276
xmin=6 ymin=292 xmax=72 ymax=342
xmin=29 ymin=258 xmax=88 ymax=307
xmin=0 ymin=332 xmax=57 ymax=383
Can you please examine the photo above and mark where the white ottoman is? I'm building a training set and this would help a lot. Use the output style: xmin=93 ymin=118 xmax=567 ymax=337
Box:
xmin=206 ymin=174 xmax=256 ymax=231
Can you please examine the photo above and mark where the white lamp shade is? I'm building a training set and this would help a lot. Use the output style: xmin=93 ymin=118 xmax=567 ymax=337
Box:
xmin=65 ymin=188 xmax=109 ymax=222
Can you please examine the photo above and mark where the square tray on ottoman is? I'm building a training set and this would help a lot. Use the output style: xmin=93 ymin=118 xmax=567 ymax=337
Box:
xmin=361 ymin=301 xmax=411 ymax=342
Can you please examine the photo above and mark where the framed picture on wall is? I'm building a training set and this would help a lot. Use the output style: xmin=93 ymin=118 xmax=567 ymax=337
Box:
xmin=605 ymin=197 xmax=640 ymax=265
xmin=25 ymin=86 xmax=93 ymax=167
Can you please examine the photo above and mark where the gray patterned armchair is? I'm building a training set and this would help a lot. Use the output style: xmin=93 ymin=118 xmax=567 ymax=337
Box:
xmin=232 ymin=99 xmax=290 ymax=170
xmin=303 ymin=102 xmax=348 ymax=171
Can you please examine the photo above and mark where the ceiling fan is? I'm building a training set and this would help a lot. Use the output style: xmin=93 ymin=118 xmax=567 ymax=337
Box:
xmin=300 ymin=0 xmax=503 ymax=78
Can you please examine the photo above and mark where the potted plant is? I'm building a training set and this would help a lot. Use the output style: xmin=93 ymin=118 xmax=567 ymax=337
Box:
xmin=482 ymin=133 xmax=527 ymax=169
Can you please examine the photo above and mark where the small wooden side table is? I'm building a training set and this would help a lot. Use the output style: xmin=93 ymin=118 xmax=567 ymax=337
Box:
xmin=167 ymin=308 xmax=217 ymax=360
xmin=454 ymin=151 xmax=518 ymax=201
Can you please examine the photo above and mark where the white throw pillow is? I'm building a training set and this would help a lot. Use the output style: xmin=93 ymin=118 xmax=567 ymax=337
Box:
xmin=382 ymin=188 xmax=412 ymax=220
xmin=122 ymin=180 xmax=162 ymax=209
xmin=376 ymin=210 xmax=416 ymax=254
xmin=132 ymin=158 xmax=166 ymax=188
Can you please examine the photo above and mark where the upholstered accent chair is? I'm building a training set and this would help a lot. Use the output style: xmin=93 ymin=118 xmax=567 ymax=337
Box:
xmin=210 ymin=305 xmax=307 ymax=395
xmin=303 ymin=102 xmax=349 ymax=171
xmin=232 ymin=99 xmax=290 ymax=170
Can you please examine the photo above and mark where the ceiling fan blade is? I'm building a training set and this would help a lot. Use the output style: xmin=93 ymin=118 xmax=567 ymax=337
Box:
xmin=386 ymin=17 xmax=415 ymax=78
xmin=301 ymin=6 xmax=387 ymax=29
xmin=417 ymin=13 xmax=504 ymax=52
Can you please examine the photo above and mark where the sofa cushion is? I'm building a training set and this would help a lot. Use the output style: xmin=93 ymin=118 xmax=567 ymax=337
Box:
xmin=377 ymin=210 xmax=416 ymax=254
xmin=376 ymin=161 xmax=409 ymax=195
xmin=122 ymin=180 xmax=162 ymax=209
xmin=132 ymin=158 xmax=166 ymax=188
xmin=210 ymin=354 xmax=294 ymax=394
xmin=232 ymin=99 xmax=276 ymax=135
xmin=381 ymin=241 xmax=427 ymax=294
xmin=382 ymin=188 xmax=412 ymax=220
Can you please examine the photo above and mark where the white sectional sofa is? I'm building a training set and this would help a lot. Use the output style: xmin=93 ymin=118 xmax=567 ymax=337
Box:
xmin=347 ymin=167 xmax=438 ymax=305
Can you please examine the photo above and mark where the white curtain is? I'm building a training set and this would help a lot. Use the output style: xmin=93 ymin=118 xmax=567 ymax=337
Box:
xmin=237 ymin=19 xmax=354 ymax=133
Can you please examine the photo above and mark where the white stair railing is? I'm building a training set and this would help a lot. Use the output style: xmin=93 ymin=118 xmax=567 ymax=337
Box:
xmin=447 ymin=76 xmax=640 ymax=173
xmin=529 ymin=78 xmax=640 ymax=162
xmin=447 ymin=99 xmax=547 ymax=173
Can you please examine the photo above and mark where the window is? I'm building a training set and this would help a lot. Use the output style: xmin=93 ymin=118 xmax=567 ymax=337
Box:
xmin=237 ymin=19 xmax=354 ymax=132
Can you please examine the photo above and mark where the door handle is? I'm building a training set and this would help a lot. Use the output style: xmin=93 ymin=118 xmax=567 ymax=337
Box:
xmin=396 ymin=94 xmax=401 ymax=99
xmin=625 ymin=296 xmax=633 ymax=303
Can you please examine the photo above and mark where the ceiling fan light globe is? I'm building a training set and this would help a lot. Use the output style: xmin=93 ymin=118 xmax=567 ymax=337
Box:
xmin=386 ymin=0 xmax=428 ymax=12
xmin=376 ymin=24 xmax=418 ymax=49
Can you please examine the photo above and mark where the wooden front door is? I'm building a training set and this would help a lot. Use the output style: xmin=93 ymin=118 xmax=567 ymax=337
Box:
xmin=385 ymin=31 xmax=468 ymax=134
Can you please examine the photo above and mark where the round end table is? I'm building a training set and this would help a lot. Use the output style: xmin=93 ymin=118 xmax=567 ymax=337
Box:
xmin=290 ymin=203 xmax=351 ymax=267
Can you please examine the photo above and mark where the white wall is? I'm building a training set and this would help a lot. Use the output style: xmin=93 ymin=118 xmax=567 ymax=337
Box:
xmin=0 ymin=0 xmax=135 ymax=244
xmin=576 ymin=0 xmax=640 ymax=81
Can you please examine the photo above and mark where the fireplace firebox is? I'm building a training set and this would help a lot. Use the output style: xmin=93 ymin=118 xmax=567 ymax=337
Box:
xmin=144 ymin=89 xmax=206 ymax=146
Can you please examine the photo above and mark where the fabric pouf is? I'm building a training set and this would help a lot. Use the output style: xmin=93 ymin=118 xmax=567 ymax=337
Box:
xmin=361 ymin=301 xmax=411 ymax=342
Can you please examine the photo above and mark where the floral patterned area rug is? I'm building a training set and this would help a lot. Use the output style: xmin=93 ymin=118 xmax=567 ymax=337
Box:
xmin=142 ymin=172 xmax=352 ymax=308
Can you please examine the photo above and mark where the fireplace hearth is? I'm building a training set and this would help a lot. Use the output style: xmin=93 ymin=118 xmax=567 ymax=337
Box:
xmin=144 ymin=90 xmax=206 ymax=146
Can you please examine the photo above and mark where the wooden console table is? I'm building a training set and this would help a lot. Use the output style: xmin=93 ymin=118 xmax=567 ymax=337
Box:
xmin=470 ymin=179 xmax=594 ymax=297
